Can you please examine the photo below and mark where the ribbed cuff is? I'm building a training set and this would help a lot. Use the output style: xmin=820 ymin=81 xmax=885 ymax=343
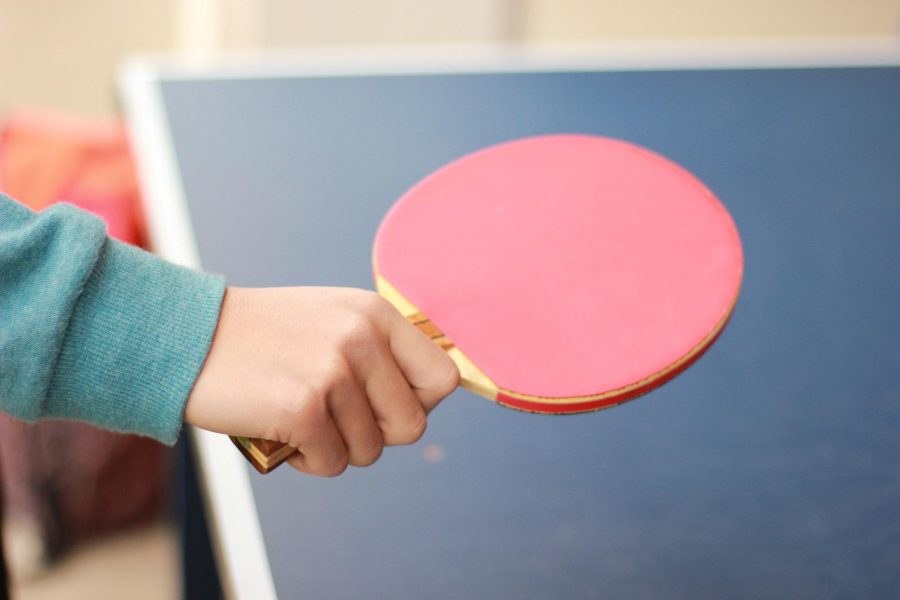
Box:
xmin=45 ymin=238 xmax=225 ymax=444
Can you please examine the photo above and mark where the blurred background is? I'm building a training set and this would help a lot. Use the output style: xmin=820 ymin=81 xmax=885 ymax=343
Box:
xmin=2 ymin=0 xmax=900 ymax=116
xmin=0 ymin=1 xmax=898 ymax=599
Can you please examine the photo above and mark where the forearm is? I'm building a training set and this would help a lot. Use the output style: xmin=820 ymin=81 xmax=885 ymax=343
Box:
xmin=0 ymin=195 xmax=224 ymax=444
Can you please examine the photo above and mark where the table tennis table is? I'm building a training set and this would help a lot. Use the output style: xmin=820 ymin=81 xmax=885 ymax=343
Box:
xmin=122 ymin=40 xmax=900 ymax=599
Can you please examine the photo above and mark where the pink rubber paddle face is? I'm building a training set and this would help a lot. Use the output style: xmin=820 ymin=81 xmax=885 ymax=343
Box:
xmin=374 ymin=134 xmax=743 ymax=413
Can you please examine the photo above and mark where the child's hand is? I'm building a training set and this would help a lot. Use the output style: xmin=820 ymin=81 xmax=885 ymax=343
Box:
xmin=184 ymin=287 xmax=459 ymax=476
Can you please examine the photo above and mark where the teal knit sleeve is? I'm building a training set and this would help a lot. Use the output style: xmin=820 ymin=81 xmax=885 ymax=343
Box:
xmin=0 ymin=194 xmax=225 ymax=444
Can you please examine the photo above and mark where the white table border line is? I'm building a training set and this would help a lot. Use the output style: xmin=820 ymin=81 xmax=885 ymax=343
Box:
xmin=125 ymin=37 xmax=900 ymax=82
xmin=119 ymin=62 xmax=279 ymax=600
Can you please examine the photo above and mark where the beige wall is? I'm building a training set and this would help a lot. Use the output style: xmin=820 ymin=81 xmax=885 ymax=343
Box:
xmin=0 ymin=0 xmax=177 ymax=116
xmin=524 ymin=0 xmax=900 ymax=41
xmin=265 ymin=0 xmax=900 ymax=45
xmin=265 ymin=0 xmax=512 ymax=47
xmin=1 ymin=0 xmax=898 ymax=116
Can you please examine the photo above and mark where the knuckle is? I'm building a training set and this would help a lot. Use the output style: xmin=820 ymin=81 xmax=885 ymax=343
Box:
xmin=322 ymin=355 xmax=352 ymax=386
xmin=355 ymin=441 xmax=384 ymax=467
xmin=411 ymin=411 xmax=428 ymax=442
xmin=357 ymin=290 xmax=389 ymax=317
xmin=276 ymin=384 xmax=327 ymax=445
xmin=397 ymin=410 xmax=427 ymax=445
xmin=343 ymin=311 xmax=377 ymax=341
xmin=273 ymin=386 xmax=306 ymax=422
xmin=343 ymin=310 xmax=372 ymax=335
xmin=339 ymin=315 xmax=382 ymax=359
xmin=437 ymin=358 xmax=460 ymax=395
xmin=286 ymin=454 xmax=309 ymax=474
xmin=318 ymin=453 xmax=349 ymax=477
xmin=296 ymin=383 xmax=328 ymax=416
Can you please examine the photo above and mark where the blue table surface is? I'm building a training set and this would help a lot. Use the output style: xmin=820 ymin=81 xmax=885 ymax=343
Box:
xmin=161 ymin=66 xmax=900 ymax=599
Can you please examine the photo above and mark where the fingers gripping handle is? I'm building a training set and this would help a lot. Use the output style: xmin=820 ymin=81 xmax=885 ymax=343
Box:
xmin=229 ymin=314 xmax=449 ymax=474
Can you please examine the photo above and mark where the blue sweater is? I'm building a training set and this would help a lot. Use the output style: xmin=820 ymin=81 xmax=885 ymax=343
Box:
xmin=0 ymin=194 xmax=224 ymax=444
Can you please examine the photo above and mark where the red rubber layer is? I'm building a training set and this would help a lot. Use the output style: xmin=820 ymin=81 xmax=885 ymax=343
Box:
xmin=374 ymin=134 xmax=742 ymax=405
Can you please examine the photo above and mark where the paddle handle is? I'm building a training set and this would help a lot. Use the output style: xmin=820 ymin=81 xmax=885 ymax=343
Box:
xmin=229 ymin=313 xmax=447 ymax=474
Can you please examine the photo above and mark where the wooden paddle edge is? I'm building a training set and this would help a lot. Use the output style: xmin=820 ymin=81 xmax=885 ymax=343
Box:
xmin=229 ymin=435 xmax=297 ymax=474
xmin=374 ymin=268 xmax=741 ymax=414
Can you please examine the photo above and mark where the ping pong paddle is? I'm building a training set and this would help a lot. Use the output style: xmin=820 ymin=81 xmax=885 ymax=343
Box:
xmin=232 ymin=134 xmax=743 ymax=473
